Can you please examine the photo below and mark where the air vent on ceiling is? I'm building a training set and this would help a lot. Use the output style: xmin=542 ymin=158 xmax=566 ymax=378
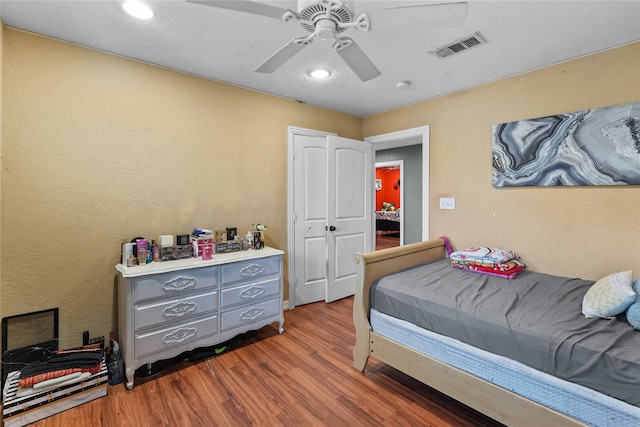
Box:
xmin=432 ymin=32 xmax=487 ymax=59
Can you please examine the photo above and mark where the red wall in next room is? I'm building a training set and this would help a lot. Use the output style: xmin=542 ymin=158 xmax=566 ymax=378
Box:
xmin=376 ymin=168 xmax=400 ymax=211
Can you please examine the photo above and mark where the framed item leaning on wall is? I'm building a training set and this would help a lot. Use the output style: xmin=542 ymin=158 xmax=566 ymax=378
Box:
xmin=492 ymin=101 xmax=640 ymax=187
xmin=1 ymin=308 xmax=59 ymax=388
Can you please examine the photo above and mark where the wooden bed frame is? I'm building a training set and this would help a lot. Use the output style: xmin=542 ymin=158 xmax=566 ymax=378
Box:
xmin=352 ymin=238 xmax=588 ymax=427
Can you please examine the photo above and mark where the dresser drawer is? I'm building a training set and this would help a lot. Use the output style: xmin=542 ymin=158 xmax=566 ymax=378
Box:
xmin=135 ymin=290 xmax=218 ymax=331
xmin=220 ymin=278 xmax=279 ymax=309
xmin=221 ymin=297 xmax=280 ymax=331
xmin=134 ymin=266 xmax=217 ymax=302
xmin=220 ymin=256 xmax=280 ymax=286
xmin=135 ymin=314 xmax=218 ymax=358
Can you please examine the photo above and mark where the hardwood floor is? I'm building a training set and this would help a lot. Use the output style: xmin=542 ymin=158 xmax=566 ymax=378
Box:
xmin=30 ymin=298 xmax=504 ymax=427
xmin=376 ymin=234 xmax=400 ymax=250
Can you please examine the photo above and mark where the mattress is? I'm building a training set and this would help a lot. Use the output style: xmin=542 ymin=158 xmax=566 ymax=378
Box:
xmin=370 ymin=258 xmax=640 ymax=407
xmin=376 ymin=210 xmax=400 ymax=222
xmin=370 ymin=309 xmax=640 ymax=427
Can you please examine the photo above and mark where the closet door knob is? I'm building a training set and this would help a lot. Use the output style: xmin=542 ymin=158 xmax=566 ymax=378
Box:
xmin=329 ymin=225 xmax=336 ymax=231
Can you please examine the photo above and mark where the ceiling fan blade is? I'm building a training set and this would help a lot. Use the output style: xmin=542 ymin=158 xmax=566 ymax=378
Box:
xmin=186 ymin=0 xmax=290 ymax=20
xmin=367 ymin=1 xmax=469 ymax=31
xmin=334 ymin=38 xmax=380 ymax=82
xmin=255 ymin=38 xmax=310 ymax=73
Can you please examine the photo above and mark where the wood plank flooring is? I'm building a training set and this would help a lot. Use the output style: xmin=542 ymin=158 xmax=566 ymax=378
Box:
xmin=30 ymin=297 xmax=504 ymax=427
xmin=376 ymin=234 xmax=400 ymax=250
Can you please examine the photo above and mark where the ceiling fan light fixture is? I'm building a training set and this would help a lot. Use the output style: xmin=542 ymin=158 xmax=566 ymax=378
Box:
xmin=315 ymin=19 xmax=338 ymax=40
xmin=122 ymin=1 xmax=154 ymax=20
xmin=308 ymin=68 xmax=331 ymax=79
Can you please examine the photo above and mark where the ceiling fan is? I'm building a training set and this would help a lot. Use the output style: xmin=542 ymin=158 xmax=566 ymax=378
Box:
xmin=187 ymin=0 xmax=469 ymax=82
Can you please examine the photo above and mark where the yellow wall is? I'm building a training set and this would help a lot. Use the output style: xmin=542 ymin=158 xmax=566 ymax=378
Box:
xmin=364 ymin=42 xmax=640 ymax=281
xmin=0 ymin=22 xmax=3 ymax=323
xmin=0 ymin=29 xmax=361 ymax=348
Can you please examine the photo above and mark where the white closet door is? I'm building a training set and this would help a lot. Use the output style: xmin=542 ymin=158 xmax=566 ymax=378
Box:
xmin=292 ymin=134 xmax=328 ymax=306
xmin=325 ymin=135 xmax=373 ymax=303
xmin=290 ymin=131 xmax=373 ymax=306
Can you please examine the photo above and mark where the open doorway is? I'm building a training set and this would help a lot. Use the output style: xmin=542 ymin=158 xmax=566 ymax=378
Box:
xmin=375 ymin=160 xmax=403 ymax=250
xmin=366 ymin=126 xmax=429 ymax=250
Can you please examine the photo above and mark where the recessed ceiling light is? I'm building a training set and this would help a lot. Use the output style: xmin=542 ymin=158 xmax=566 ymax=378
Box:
xmin=308 ymin=68 xmax=331 ymax=79
xmin=122 ymin=1 xmax=154 ymax=20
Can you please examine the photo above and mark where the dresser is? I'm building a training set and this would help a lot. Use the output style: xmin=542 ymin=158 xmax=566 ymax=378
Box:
xmin=115 ymin=247 xmax=284 ymax=389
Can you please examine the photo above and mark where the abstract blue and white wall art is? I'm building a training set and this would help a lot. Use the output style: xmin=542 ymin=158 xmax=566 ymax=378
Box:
xmin=492 ymin=102 xmax=640 ymax=187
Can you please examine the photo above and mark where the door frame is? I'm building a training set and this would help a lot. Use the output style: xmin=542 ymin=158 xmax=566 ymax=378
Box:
xmin=287 ymin=126 xmax=337 ymax=309
xmin=365 ymin=126 xmax=430 ymax=246
xmin=375 ymin=160 xmax=404 ymax=246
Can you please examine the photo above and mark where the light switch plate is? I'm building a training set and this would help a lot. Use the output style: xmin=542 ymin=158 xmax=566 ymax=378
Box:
xmin=439 ymin=197 xmax=456 ymax=210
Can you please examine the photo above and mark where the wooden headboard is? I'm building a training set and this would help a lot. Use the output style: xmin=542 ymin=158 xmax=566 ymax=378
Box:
xmin=353 ymin=238 xmax=447 ymax=370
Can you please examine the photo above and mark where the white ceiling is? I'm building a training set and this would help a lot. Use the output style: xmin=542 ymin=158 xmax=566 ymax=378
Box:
xmin=1 ymin=0 xmax=639 ymax=117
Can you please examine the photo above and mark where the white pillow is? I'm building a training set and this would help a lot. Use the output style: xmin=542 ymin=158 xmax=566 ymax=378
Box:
xmin=582 ymin=270 xmax=635 ymax=319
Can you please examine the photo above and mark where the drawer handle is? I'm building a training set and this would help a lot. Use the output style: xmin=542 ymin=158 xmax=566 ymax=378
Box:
xmin=162 ymin=276 xmax=197 ymax=292
xmin=240 ymin=264 xmax=265 ymax=277
xmin=163 ymin=301 xmax=197 ymax=317
xmin=240 ymin=286 xmax=265 ymax=299
xmin=163 ymin=327 xmax=197 ymax=344
xmin=240 ymin=306 xmax=265 ymax=321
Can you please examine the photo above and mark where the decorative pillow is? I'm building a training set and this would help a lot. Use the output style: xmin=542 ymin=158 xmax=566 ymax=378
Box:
xmin=625 ymin=279 xmax=640 ymax=330
xmin=582 ymin=270 xmax=635 ymax=319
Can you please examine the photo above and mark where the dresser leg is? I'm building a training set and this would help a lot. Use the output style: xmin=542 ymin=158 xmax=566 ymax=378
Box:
xmin=125 ymin=366 xmax=135 ymax=390
xmin=278 ymin=318 xmax=284 ymax=334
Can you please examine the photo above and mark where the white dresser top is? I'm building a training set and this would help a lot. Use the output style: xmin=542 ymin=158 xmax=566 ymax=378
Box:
xmin=116 ymin=246 xmax=284 ymax=278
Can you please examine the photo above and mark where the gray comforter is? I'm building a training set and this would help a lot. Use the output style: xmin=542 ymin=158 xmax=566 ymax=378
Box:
xmin=370 ymin=258 xmax=640 ymax=406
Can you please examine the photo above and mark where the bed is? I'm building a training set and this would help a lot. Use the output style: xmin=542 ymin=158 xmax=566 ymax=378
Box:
xmin=352 ymin=238 xmax=640 ymax=427
xmin=375 ymin=210 xmax=400 ymax=234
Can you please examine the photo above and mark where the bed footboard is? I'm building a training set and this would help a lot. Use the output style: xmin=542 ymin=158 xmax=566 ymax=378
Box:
xmin=353 ymin=238 xmax=446 ymax=371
